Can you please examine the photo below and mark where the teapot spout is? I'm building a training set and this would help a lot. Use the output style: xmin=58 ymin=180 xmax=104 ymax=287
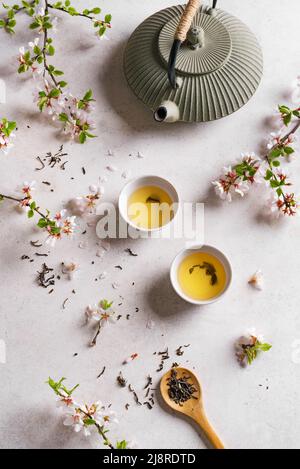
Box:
xmin=154 ymin=100 xmax=180 ymax=123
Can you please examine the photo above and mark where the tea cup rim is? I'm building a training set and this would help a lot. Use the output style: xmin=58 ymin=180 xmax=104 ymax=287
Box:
xmin=118 ymin=175 xmax=180 ymax=233
xmin=170 ymin=244 xmax=232 ymax=305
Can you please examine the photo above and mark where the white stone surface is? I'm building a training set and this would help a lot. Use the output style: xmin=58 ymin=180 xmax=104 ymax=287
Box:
xmin=0 ymin=0 xmax=300 ymax=449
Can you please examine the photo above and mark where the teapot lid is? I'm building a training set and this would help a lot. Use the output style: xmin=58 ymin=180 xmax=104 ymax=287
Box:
xmin=124 ymin=3 xmax=263 ymax=122
xmin=158 ymin=10 xmax=232 ymax=75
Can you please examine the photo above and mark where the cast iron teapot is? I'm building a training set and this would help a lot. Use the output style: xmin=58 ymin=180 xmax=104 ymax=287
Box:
xmin=124 ymin=0 xmax=263 ymax=123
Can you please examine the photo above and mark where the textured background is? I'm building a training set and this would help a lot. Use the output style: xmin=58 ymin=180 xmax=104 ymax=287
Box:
xmin=0 ymin=0 xmax=300 ymax=449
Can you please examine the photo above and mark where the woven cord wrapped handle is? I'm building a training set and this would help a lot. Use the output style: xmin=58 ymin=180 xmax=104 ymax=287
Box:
xmin=168 ymin=0 xmax=201 ymax=88
xmin=175 ymin=0 xmax=201 ymax=42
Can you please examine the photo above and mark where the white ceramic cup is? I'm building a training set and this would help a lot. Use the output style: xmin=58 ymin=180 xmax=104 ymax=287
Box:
xmin=118 ymin=175 xmax=179 ymax=233
xmin=170 ymin=244 xmax=232 ymax=305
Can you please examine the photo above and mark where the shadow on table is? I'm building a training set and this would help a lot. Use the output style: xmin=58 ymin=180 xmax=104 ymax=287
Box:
xmin=146 ymin=271 xmax=202 ymax=318
xmin=100 ymin=38 xmax=212 ymax=136
xmin=201 ymin=184 xmax=224 ymax=209
xmin=2 ymin=407 xmax=89 ymax=449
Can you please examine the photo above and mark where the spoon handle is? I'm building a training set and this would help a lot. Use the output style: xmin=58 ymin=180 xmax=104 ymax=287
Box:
xmin=193 ymin=410 xmax=224 ymax=449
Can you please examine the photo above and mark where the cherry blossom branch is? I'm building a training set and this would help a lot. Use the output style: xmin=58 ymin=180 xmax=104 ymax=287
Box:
xmin=212 ymin=99 xmax=300 ymax=217
xmin=280 ymin=117 xmax=300 ymax=143
xmin=41 ymin=1 xmax=58 ymax=86
xmin=47 ymin=1 xmax=112 ymax=33
xmin=262 ymin=111 xmax=300 ymax=215
xmin=47 ymin=377 xmax=129 ymax=449
xmin=79 ymin=407 xmax=114 ymax=448
xmin=85 ymin=300 xmax=115 ymax=347
xmin=49 ymin=380 xmax=114 ymax=448
xmin=1 ymin=1 xmax=112 ymax=143
xmin=0 ymin=193 xmax=49 ymax=218
xmin=0 ymin=182 xmax=76 ymax=246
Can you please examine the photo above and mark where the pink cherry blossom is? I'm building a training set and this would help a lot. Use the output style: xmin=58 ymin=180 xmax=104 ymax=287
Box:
xmin=267 ymin=131 xmax=282 ymax=150
xmin=212 ymin=166 xmax=249 ymax=202
xmin=63 ymin=409 xmax=84 ymax=433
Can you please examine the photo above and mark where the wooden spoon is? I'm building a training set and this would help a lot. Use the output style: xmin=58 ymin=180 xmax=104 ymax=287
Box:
xmin=160 ymin=367 xmax=224 ymax=449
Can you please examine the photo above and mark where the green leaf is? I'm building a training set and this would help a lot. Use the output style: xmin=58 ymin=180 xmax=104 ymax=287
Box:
xmin=7 ymin=18 xmax=16 ymax=27
xmin=105 ymin=14 xmax=112 ymax=23
xmin=100 ymin=299 xmax=113 ymax=310
xmin=270 ymin=179 xmax=279 ymax=188
xmin=18 ymin=63 xmax=28 ymax=73
xmin=116 ymin=440 xmax=128 ymax=449
xmin=38 ymin=96 xmax=48 ymax=111
xmin=47 ymin=377 xmax=67 ymax=395
xmin=79 ymin=131 xmax=86 ymax=144
xmin=7 ymin=9 xmax=15 ymax=19
xmin=245 ymin=347 xmax=257 ymax=365
xmin=59 ymin=112 xmax=69 ymax=122
xmin=265 ymin=169 xmax=273 ymax=180
xmin=67 ymin=6 xmax=76 ymax=15
xmin=50 ymin=226 xmax=61 ymax=235
xmin=283 ymin=113 xmax=292 ymax=126
xmin=278 ymin=104 xmax=290 ymax=114
xmin=98 ymin=25 xmax=106 ymax=36
xmin=49 ymin=88 xmax=60 ymax=98
xmin=284 ymin=146 xmax=294 ymax=155
xmin=83 ymin=89 xmax=93 ymax=101
xmin=257 ymin=342 xmax=272 ymax=352
xmin=37 ymin=218 xmax=48 ymax=228
xmin=58 ymin=80 xmax=67 ymax=88
xmin=68 ymin=383 xmax=80 ymax=394
xmin=6 ymin=121 xmax=16 ymax=133
xmin=84 ymin=418 xmax=96 ymax=426
xmin=47 ymin=45 xmax=55 ymax=56
xmin=33 ymin=45 xmax=41 ymax=55
xmin=272 ymin=160 xmax=280 ymax=167
xmin=27 ymin=209 xmax=34 ymax=218
xmin=47 ymin=377 xmax=79 ymax=397
xmin=269 ymin=148 xmax=282 ymax=158
xmin=52 ymin=69 xmax=64 ymax=76
xmin=92 ymin=7 xmax=101 ymax=14
xmin=24 ymin=50 xmax=31 ymax=61
xmin=29 ymin=21 xmax=40 ymax=29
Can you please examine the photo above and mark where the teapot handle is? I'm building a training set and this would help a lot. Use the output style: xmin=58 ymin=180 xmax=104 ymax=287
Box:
xmin=174 ymin=0 xmax=201 ymax=42
xmin=168 ymin=0 xmax=218 ymax=88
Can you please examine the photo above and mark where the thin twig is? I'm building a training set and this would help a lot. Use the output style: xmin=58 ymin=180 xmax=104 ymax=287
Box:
xmin=48 ymin=2 xmax=106 ymax=24
xmin=42 ymin=1 xmax=59 ymax=86
xmin=0 ymin=194 xmax=49 ymax=220
xmin=97 ymin=366 xmax=106 ymax=379
xmin=90 ymin=323 xmax=101 ymax=347
xmin=265 ymin=117 xmax=300 ymax=203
